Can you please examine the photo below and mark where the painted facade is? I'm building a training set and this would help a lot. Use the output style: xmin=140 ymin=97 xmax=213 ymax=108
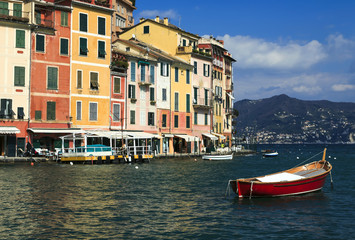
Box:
xmin=0 ymin=0 xmax=32 ymax=156
xmin=29 ymin=0 xmax=72 ymax=150
xmin=111 ymin=0 xmax=136 ymax=41
xmin=70 ymin=0 xmax=112 ymax=130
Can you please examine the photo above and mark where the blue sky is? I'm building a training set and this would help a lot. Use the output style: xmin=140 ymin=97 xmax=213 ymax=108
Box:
xmin=135 ymin=0 xmax=355 ymax=102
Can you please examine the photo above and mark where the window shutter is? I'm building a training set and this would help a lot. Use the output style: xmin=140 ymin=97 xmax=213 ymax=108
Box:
xmin=175 ymin=93 xmax=179 ymax=111
xmin=131 ymin=62 xmax=136 ymax=81
xmin=175 ymin=67 xmax=178 ymax=82
xmin=150 ymin=65 xmax=155 ymax=83
xmin=150 ymin=87 xmax=154 ymax=101
xmin=141 ymin=64 xmax=145 ymax=82
xmin=186 ymin=69 xmax=190 ymax=84
xmin=0 ymin=2 xmax=9 ymax=15
xmin=13 ymin=3 xmax=22 ymax=17
xmin=98 ymin=17 xmax=105 ymax=35
xmin=47 ymin=67 xmax=58 ymax=90
xmin=14 ymin=66 xmax=25 ymax=86
xmin=60 ymin=38 xmax=68 ymax=55
xmin=113 ymin=104 xmax=120 ymax=121
xmin=98 ymin=41 xmax=106 ymax=58
xmin=79 ymin=13 xmax=87 ymax=32
xmin=47 ymin=102 xmax=56 ymax=120
xmin=114 ymin=77 xmax=120 ymax=93
xmin=36 ymin=35 xmax=44 ymax=52
xmin=76 ymin=101 xmax=81 ymax=120
xmin=16 ymin=30 xmax=25 ymax=48
xmin=77 ymin=70 xmax=82 ymax=88
xmin=186 ymin=94 xmax=190 ymax=113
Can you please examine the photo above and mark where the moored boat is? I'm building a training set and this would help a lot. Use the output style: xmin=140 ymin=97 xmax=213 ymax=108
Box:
xmin=202 ymin=153 xmax=233 ymax=160
xmin=229 ymin=148 xmax=332 ymax=198
xmin=262 ymin=150 xmax=278 ymax=157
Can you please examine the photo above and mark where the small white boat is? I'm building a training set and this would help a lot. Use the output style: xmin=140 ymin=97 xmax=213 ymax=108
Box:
xmin=263 ymin=150 xmax=278 ymax=157
xmin=202 ymin=154 xmax=233 ymax=160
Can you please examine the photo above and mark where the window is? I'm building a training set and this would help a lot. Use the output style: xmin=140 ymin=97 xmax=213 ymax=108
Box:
xmin=203 ymin=64 xmax=210 ymax=77
xmin=186 ymin=94 xmax=190 ymax=113
xmin=143 ymin=25 xmax=149 ymax=34
xmin=0 ymin=2 xmax=9 ymax=15
xmin=90 ymin=72 xmax=98 ymax=90
xmin=114 ymin=77 xmax=120 ymax=93
xmin=161 ymin=62 xmax=169 ymax=77
xmin=60 ymin=38 xmax=69 ymax=55
xmin=162 ymin=88 xmax=167 ymax=101
xmin=193 ymin=87 xmax=198 ymax=103
xmin=193 ymin=61 xmax=197 ymax=74
xmin=149 ymin=87 xmax=155 ymax=101
xmin=61 ymin=11 xmax=68 ymax=26
xmin=162 ymin=114 xmax=167 ymax=128
xmin=205 ymin=113 xmax=208 ymax=125
xmin=186 ymin=116 xmax=190 ymax=128
xmin=89 ymin=102 xmax=98 ymax=121
xmin=174 ymin=115 xmax=179 ymax=128
xmin=116 ymin=15 xmax=125 ymax=28
xmin=79 ymin=38 xmax=88 ymax=56
xmin=98 ymin=40 xmax=106 ymax=59
xmin=148 ymin=112 xmax=154 ymax=126
xmin=113 ymin=104 xmax=120 ymax=121
xmin=140 ymin=64 xmax=145 ymax=82
xmin=47 ymin=67 xmax=58 ymax=90
xmin=194 ymin=112 xmax=197 ymax=125
xmin=175 ymin=67 xmax=179 ymax=82
xmin=182 ymin=39 xmax=186 ymax=46
xmin=150 ymin=65 xmax=155 ymax=83
xmin=131 ymin=62 xmax=136 ymax=81
xmin=174 ymin=92 xmax=179 ymax=111
xmin=77 ymin=70 xmax=82 ymax=89
xmin=130 ymin=110 xmax=135 ymax=124
xmin=0 ymin=99 xmax=13 ymax=119
xmin=36 ymin=34 xmax=45 ymax=52
xmin=98 ymin=17 xmax=105 ymax=35
xmin=13 ymin=3 xmax=22 ymax=18
xmin=76 ymin=101 xmax=82 ymax=120
xmin=79 ymin=13 xmax=87 ymax=32
xmin=205 ymin=89 xmax=209 ymax=105
xmin=186 ymin=69 xmax=190 ymax=84
xmin=17 ymin=107 xmax=24 ymax=119
xmin=128 ymin=85 xmax=136 ymax=99
xmin=47 ymin=102 xmax=56 ymax=120
xmin=16 ymin=30 xmax=25 ymax=48
xmin=35 ymin=11 xmax=41 ymax=24
xmin=35 ymin=110 xmax=41 ymax=120
xmin=14 ymin=66 xmax=25 ymax=86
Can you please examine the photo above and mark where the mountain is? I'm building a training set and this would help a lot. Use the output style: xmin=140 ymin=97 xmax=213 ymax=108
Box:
xmin=233 ymin=94 xmax=355 ymax=143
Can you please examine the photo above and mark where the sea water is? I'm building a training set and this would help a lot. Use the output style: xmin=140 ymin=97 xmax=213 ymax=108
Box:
xmin=0 ymin=144 xmax=354 ymax=239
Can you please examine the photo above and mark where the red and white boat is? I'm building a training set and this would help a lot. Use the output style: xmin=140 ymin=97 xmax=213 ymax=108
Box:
xmin=229 ymin=148 xmax=332 ymax=198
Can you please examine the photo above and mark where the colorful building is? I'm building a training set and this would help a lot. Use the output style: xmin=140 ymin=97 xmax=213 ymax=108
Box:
xmin=28 ymin=0 xmax=73 ymax=151
xmin=0 ymin=0 xmax=32 ymax=156
xmin=70 ymin=0 xmax=113 ymax=130
xmin=111 ymin=0 xmax=136 ymax=41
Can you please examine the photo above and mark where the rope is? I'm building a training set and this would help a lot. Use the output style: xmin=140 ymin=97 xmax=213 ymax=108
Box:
xmin=292 ymin=150 xmax=325 ymax=168
xmin=249 ymin=181 xmax=254 ymax=199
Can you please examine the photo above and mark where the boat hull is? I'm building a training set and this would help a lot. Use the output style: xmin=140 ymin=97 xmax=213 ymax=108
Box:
xmin=202 ymin=154 xmax=233 ymax=160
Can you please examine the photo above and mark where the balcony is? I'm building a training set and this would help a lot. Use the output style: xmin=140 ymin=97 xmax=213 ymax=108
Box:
xmin=192 ymin=97 xmax=212 ymax=109
xmin=225 ymin=108 xmax=233 ymax=115
xmin=0 ymin=9 xmax=29 ymax=23
xmin=225 ymin=83 xmax=233 ymax=92
xmin=176 ymin=45 xmax=193 ymax=54
xmin=137 ymin=74 xmax=153 ymax=86
xmin=35 ymin=17 xmax=54 ymax=29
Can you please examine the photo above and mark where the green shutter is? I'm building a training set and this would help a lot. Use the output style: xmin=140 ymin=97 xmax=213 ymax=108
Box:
xmin=60 ymin=38 xmax=68 ymax=55
xmin=35 ymin=111 xmax=42 ymax=120
xmin=150 ymin=87 xmax=154 ymax=101
xmin=79 ymin=13 xmax=87 ymax=32
xmin=141 ymin=65 xmax=145 ymax=82
xmin=0 ymin=2 xmax=9 ymax=15
xmin=175 ymin=67 xmax=178 ymax=82
xmin=98 ymin=41 xmax=106 ymax=58
xmin=98 ymin=17 xmax=105 ymax=35
xmin=131 ymin=62 xmax=136 ymax=81
xmin=61 ymin=11 xmax=68 ymax=26
xmin=36 ymin=35 xmax=44 ymax=52
xmin=13 ymin=3 xmax=22 ymax=17
xmin=16 ymin=30 xmax=25 ymax=48
xmin=47 ymin=102 xmax=56 ymax=120
xmin=47 ymin=67 xmax=58 ymax=90
xmin=186 ymin=94 xmax=190 ymax=113
xmin=175 ymin=93 xmax=179 ymax=111
xmin=14 ymin=66 xmax=25 ymax=86
xmin=80 ymin=38 xmax=88 ymax=56
xmin=150 ymin=65 xmax=155 ymax=83
xmin=186 ymin=69 xmax=190 ymax=84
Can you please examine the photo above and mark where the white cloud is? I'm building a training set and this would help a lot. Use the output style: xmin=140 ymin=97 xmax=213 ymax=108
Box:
xmin=138 ymin=9 xmax=179 ymax=21
xmin=332 ymin=84 xmax=355 ymax=91
xmin=220 ymin=34 xmax=327 ymax=70
xmin=327 ymin=34 xmax=355 ymax=60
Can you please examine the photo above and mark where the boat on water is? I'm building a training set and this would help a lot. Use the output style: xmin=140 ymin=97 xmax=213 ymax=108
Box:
xmin=229 ymin=148 xmax=332 ymax=198
xmin=262 ymin=150 xmax=278 ymax=157
xmin=202 ymin=154 xmax=233 ymax=160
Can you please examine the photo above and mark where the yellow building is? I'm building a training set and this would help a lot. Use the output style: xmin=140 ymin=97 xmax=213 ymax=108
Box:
xmin=70 ymin=0 xmax=112 ymax=129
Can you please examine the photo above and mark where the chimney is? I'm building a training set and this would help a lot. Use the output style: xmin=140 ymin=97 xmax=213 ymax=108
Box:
xmin=164 ymin=17 xmax=169 ymax=26
xmin=140 ymin=18 xmax=145 ymax=23
xmin=155 ymin=16 xmax=160 ymax=22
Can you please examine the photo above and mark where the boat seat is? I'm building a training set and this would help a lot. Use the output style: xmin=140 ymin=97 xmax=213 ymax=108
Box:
xmin=294 ymin=169 xmax=326 ymax=178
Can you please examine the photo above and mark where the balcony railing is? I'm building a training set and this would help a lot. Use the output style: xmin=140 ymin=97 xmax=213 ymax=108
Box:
xmin=177 ymin=45 xmax=193 ymax=54
xmin=225 ymin=84 xmax=233 ymax=92
xmin=0 ymin=9 xmax=29 ymax=22
xmin=35 ymin=17 xmax=54 ymax=28
xmin=137 ymin=74 xmax=154 ymax=86
xmin=225 ymin=108 xmax=233 ymax=115
xmin=192 ymin=97 xmax=212 ymax=109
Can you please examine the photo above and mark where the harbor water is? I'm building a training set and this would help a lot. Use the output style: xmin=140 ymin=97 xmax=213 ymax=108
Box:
xmin=0 ymin=144 xmax=354 ymax=239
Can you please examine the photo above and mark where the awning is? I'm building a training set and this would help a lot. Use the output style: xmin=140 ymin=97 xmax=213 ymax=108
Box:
xmin=211 ymin=132 xmax=226 ymax=140
xmin=126 ymin=131 xmax=156 ymax=139
xmin=202 ymin=133 xmax=218 ymax=141
xmin=0 ymin=126 xmax=20 ymax=134
xmin=226 ymin=92 xmax=235 ymax=100
xmin=28 ymin=128 xmax=83 ymax=134
xmin=175 ymin=134 xmax=200 ymax=142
